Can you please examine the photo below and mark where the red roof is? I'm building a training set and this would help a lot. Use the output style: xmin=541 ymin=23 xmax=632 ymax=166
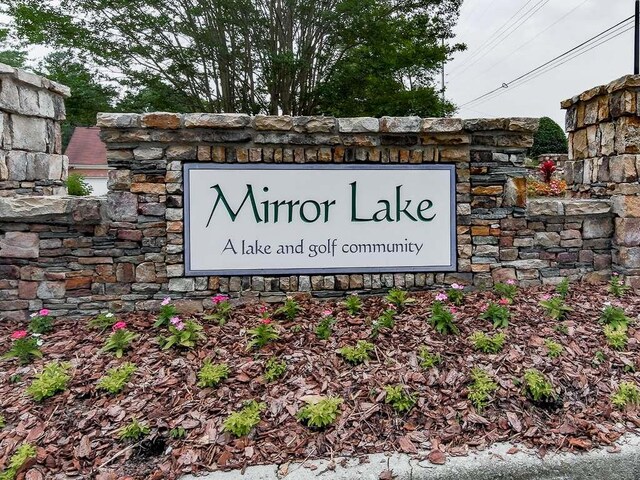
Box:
xmin=65 ymin=127 xmax=107 ymax=167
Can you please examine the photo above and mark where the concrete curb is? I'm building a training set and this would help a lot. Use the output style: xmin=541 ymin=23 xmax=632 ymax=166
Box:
xmin=181 ymin=434 xmax=640 ymax=480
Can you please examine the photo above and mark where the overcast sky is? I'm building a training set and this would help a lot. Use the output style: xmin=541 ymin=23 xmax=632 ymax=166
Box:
xmin=449 ymin=0 xmax=635 ymax=127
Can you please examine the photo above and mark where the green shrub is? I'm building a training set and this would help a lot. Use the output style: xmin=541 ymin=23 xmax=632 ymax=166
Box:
xmin=297 ymin=396 xmax=343 ymax=428
xmin=247 ymin=320 xmax=279 ymax=349
xmin=27 ymin=361 xmax=72 ymax=401
xmin=371 ymin=309 xmax=396 ymax=338
xmin=159 ymin=319 xmax=205 ymax=350
xmin=222 ymin=400 xmax=265 ymax=437
xmin=523 ymin=369 xmax=555 ymax=403
xmin=468 ymin=368 xmax=497 ymax=411
xmin=470 ymin=331 xmax=505 ymax=354
xmin=480 ymin=303 xmax=510 ymax=329
xmin=97 ymin=362 xmax=136 ymax=394
xmin=0 ymin=443 xmax=36 ymax=480
xmin=529 ymin=116 xmax=568 ymax=157
xmin=556 ymin=278 xmax=570 ymax=299
xmin=118 ymin=418 xmax=150 ymax=441
xmin=89 ymin=312 xmax=117 ymax=331
xmin=338 ymin=340 xmax=374 ymax=364
xmin=429 ymin=302 xmax=458 ymax=335
xmin=65 ymin=173 xmax=93 ymax=196
xmin=2 ymin=335 xmax=42 ymax=365
xmin=608 ymin=274 xmax=630 ymax=298
xmin=343 ymin=294 xmax=362 ymax=315
xmin=197 ymin=359 xmax=229 ymax=388
xmin=600 ymin=304 xmax=632 ymax=329
xmin=169 ymin=426 xmax=186 ymax=439
xmin=539 ymin=295 xmax=573 ymax=320
xmin=418 ymin=346 xmax=441 ymax=369
xmin=276 ymin=296 xmax=302 ymax=321
xmin=604 ymin=324 xmax=628 ymax=351
xmin=0 ymin=415 xmax=4 ymax=429
xmin=612 ymin=382 xmax=640 ymax=409
xmin=102 ymin=325 xmax=137 ymax=358
xmin=385 ymin=288 xmax=414 ymax=310
xmin=383 ymin=385 xmax=416 ymax=413
xmin=28 ymin=312 xmax=53 ymax=334
xmin=544 ymin=339 xmax=563 ymax=358
xmin=494 ymin=282 xmax=517 ymax=301
xmin=264 ymin=357 xmax=287 ymax=383
xmin=316 ymin=312 xmax=337 ymax=340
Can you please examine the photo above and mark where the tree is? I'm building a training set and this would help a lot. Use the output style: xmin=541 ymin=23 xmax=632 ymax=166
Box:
xmin=6 ymin=0 xmax=463 ymax=117
xmin=0 ymin=28 xmax=27 ymax=68
xmin=529 ymin=117 xmax=568 ymax=158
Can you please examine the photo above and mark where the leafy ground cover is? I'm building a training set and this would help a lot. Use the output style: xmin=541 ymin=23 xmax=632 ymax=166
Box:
xmin=1 ymin=281 xmax=640 ymax=479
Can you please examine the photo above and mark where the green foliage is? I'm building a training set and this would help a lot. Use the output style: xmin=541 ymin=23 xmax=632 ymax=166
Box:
xmin=529 ymin=117 xmax=568 ymax=157
xmin=371 ymin=309 xmax=396 ymax=338
xmin=553 ymin=322 xmax=569 ymax=335
xmin=316 ymin=314 xmax=337 ymax=340
xmin=65 ymin=173 xmax=93 ymax=196
xmin=600 ymin=304 xmax=632 ymax=329
xmin=385 ymin=288 xmax=414 ymax=310
xmin=159 ymin=319 xmax=205 ymax=350
xmin=480 ymin=303 xmax=510 ymax=329
xmin=154 ymin=302 xmax=179 ymax=328
xmin=169 ymin=427 xmax=186 ymax=439
xmin=523 ymin=369 xmax=555 ymax=403
xmin=338 ymin=340 xmax=374 ymax=364
xmin=467 ymin=368 xmax=497 ymax=411
xmin=604 ymin=324 xmax=628 ymax=351
xmin=593 ymin=351 xmax=606 ymax=365
xmin=446 ymin=288 xmax=465 ymax=306
xmin=2 ymin=337 xmax=42 ymax=365
xmin=418 ymin=346 xmax=441 ymax=369
xmin=89 ymin=312 xmax=117 ymax=331
xmin=264 ymin=357 xmax=287 ymax=383
xmin=204 ymin=297 xmax=233 ymax=325
xmin=494 ymin=283 xmax=517 ymax=301
xmin=539 ymin=296 xmax=574 ymax=320
xmin=383 ymin=385 xmax=416 ymax=413
xmin=544 ymin=339 xmax=563 ymax=358
xmin=556 ymin=278 xmax=570 ymax=299
xmin=277 ymin=297 xmax=302 ymax=321
xmin=470 ymin=331 xmax=506 ymax=354
xmin=608 ymin=274 xmax=630 ymax=298
xmin=0 ymin=29 xmax=28 ymax=69
xmin=223 ymin=400 xmax=266 ymax=437
xmin=102 ymin=329 xmax=137 ymax=358
xmin=0 ymin=415 xmax=4 ymax=429
xmin=247 ymin=321 xmax=280 ymax=349
xmin=197 ymin=359 xmax=229 ymax=388
xmin=28 ymin=314 xmax=53 ymax=335
xmin=612 ymin=382 xmax=640 ymax=409
xmin=344 ymin=294 xmax=362 ymax=315
xmin=118 ymin=418 xmax=150 ymax=441
xmin=97 ymin=362 xmax=136 ymax=394
xmin=0 ymin=443 xmax=36 ymax=480
xmin=429 ymin=301 xmax=459 ymax=335
xmin=297 ymin=396 xmax=343 ymax=429
xmin=27 ymin=361 xmax=71 ymax=402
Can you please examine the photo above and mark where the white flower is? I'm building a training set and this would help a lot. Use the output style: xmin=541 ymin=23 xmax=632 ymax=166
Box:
xmin=30 ymin=313 xmax=37 ymax=318
xmin=106 ymin=312 xmax=114 ymax=317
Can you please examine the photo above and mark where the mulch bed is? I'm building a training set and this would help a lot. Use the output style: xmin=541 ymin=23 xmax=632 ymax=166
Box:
xmin=1 ymin=282 xmax=640 ymax=479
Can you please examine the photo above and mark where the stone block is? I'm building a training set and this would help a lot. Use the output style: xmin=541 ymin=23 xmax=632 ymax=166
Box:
xmin=337 ymin=117 xmax=379 ymax=133
xmin=168 ymin=277 xmax=195 ymax=292
xmin=254 ymin=115 xmax=293 ymax=131
xmin=292 ymin=116 xmax=336 ymax=133
xmin=616 ymin=247 xmax=640 ymax=268
xmin=583 ymin=217 xmax=613 ymax=240
xmin=615 ymin=218 xmax=640 ymax=247
xmin=527 ymin=199 xmax=564 ymax=216
xmin=107 ymin=192 xmax=138 ymax=222
xmin=609 ymin=155 xmax=638 ymax=183
xmin=96 ymin=113 xmax=141 ymax=128
xmin=108 ymin=169 xmax=132 ymax=190
xmin=141 ymin=112 xmax=182 ymax=129
xmin=133 ymin=147 xmax=164 ymax=160
xmin=600 ymin=122 xmax=615 ymax=156
xmin=419 ymin=118 xmax=463 ymax=133
xmin=37 ymin=281 xmax=65 ymax=299
xmin=380 ymin=117 xmax=421 ymax=133
xmin=0 ymin=232 xmax=39 ymax=258
xmin=534 ymin=232 xmax=561 ymax=247
xmin=183 ymin=113 xmax=251 ymax=128
xmin=572 ymin=129 xmax=588 ymax=159
xmin=507 ymin=118 xmax=539 ymax=132
xmin=563 ymin=199 xmax=611 ymax=216
xmin=6 ymin=150 xmax=27 ymax=180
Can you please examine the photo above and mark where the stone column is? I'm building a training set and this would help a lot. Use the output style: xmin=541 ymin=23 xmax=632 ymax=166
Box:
xmin=562 ymin=75 xmax=640 ymax=287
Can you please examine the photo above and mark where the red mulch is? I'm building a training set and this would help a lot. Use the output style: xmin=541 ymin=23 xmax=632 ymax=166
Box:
xmin=1 ymin=283 xmax=640 ymax=479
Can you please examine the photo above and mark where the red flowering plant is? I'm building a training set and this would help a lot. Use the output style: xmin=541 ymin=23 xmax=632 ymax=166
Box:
xmin=528 ymin=159 xmax=567 ymax=197
xmin=102 ymin=322 xmax=138 ymax=358
xmin=28 ymin=308 xmax=54 ymax=334
xmin=247 ymin=317 xmax=280 ymax=350
xmin=2 ymin=330 xmax=42 ymax=365
xmin=204 ymin=294 xmax=232 ymax=325
xmin=158 ymin=317 xmax=205 ymax=350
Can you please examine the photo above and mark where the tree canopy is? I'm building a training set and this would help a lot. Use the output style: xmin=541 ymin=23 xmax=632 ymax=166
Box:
xmin=530 ymin=117 xmax=568 ymax=158
xmin=4 ymin=0 xmax=464 ymax=116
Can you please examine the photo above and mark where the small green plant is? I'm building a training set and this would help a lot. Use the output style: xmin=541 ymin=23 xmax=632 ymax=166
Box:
xmin=316 ymin=310 xmax=337 ymax=340
xmin=338 ymin=340 xmax=374 ymax=364
xmin=494 ymin=280 xmax=517 ymax=301
xmin=27 ymin=361 xmax=72 ymax=402
xmin=385 ymin=288 xmax=414 ymax=310
xmin=612 ymin=382 xmax=640 ymax=409
xmin=480 ymin=302 xmax=510 ymax=329
xmin=97 ymin=362 xmax=136 ymax=394
xmin=593 ymin=351 xmax=606 ymax=365
xmin=554 ymin=323 xmax=569 ymax=335
xmin=383 ymin=385 xmax=416 ymax=413
xmin=344 ymin=294 xmax=362 ymax=315
xmin=446 ymin=283 xmax=465 ymax=306
xmin=102 ymin=322 xmax=137 ymax=358
xmin=418 ymin=346 xmax=442 ymax=369
xmin=264 ymin=357 xmax=287 ymax=382
xmin=556 ymin=278 xmax=570 ymax=299
xmin=600 ymin=303 xmax=632 ymax=329
xmin=470 ymin=331 xmax=506 ymax=354
xmin=371 ymin=309 xmax=396 ymax=338
xmin=154 ymin=297 xmax=179 ymax=328
xmin=0 ymin=415 xmax=5 ymax=429
xmin=608 ymin=273 xmax=630 ymax=298
xmin=428 ymin=301 xmax=459 ymax=335
xmin=118 ymin=418 xmax=150 ymax=441
xmin=467 ymin=368 xmax=498 ymax=411
xmin=197 ymin=359 xmax=229 ymax=388
xmin=89 ymin=311 xmax=118 ymax=331
xmin=65 ymin=172 xmax=93 ymax=196
xmin=604 ymin=324 xmax=628 ymax=351
xmin=539 ymin=295 xmax=573 ymax=320
xmin=544 ymin=339 xmax=563 ymax=358
xmin=290 ymin=324 xmax=302 ymax=333
xmin=159 ymin=318 xmax=205 ymax=350
xmin=523 ymin=369 xmax=555 ymax=403
xmin=247 ymin=318 xmax=279 ymax=349
xmin=276 ymin=296 xmax=302 ymax=321
xmin=204 ymin=294 xmax=232 ymax=325
xmin=28 ymin=308 xmax=53 ymax=334
xmin=169 ymin=427 xmax=186 ymax=439
xmin=0 ymin=443 xmax=36 ymax=480
xmin=9 ymin=374 xmax=21 ymax=384
xmin=297 ymin=396 xmax=343 ymax=428
xmin=222 ymin=400 xmax=265 ymax=437
xmin=2 ymin=331 xmax=42 ymax=365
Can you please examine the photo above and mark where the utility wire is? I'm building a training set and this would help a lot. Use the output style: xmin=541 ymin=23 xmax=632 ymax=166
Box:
xmin=459 ymin=16 xmax=634 ymax=108
xmin=460 ymin=23 xmax=634 ymax=110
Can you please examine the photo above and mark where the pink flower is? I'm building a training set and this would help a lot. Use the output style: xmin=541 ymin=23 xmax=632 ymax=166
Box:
xmin=170 ymin=316 xmax=182 ymax=325
xmin=112 ymin=321 xmax=127 ymax=331
xmin=212 ymin=294 xmax=228 ymax=305
xmin=451 ymin=283 xmax=464 ymax=291
xmin=174 ymin=321 xmax=185 ymax=331
xmin=39 ymin=308 xmax=50 ymax=316
xmin=612 ymin=273 xmax=619 ymax=277
xmin=499 ymin=298 xmax=510 ymax=305
xmin=161 ymin=297 xmax=171 ymax=306
xmin=322 ymin=309 xmax=333 ymax=317
xmin=11 ymin=330 xmax=28 ymax=340
xmin=541 ymin=294 xmax=551 ymax=301
xmin=261 ymin=318 xmax=272 ymax=325
xmin=435 ymin=292 xmax=448 ymax=302
xmin=259 ymin=305 xmax=268 ymax=314
xmin=479 ymin=304 xmax=488 ymax=312
xmin=506 ymin=279 xmax=516 ymax=286
xmin=450 ymin=307 xmax=458 ymax=314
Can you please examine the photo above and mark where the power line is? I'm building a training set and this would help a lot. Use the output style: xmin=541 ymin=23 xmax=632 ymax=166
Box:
xmin=459 ymin=16 xmax=634 ymax=108
xmin=460 ymin=22 xmax=634 ymax=110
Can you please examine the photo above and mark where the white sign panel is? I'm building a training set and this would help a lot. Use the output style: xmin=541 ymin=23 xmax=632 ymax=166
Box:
xmin=184 ymin=164 xmax=456 ymax=275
